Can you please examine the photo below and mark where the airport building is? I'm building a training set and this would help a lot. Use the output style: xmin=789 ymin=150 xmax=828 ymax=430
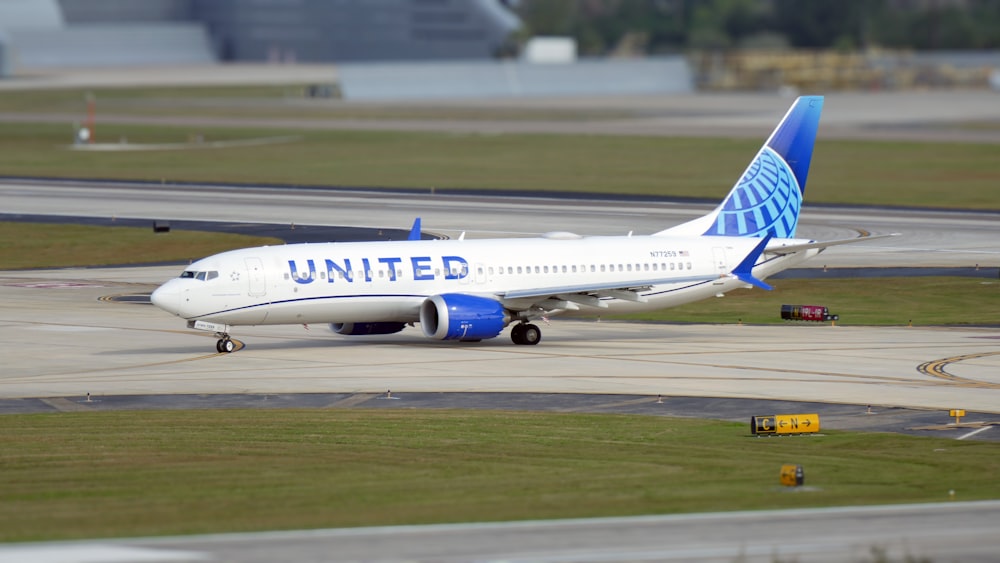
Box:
xmin=0 ymin=0 xmax=696 ymax=100
xmin=0 ymin=0 xmax=521 ymax=69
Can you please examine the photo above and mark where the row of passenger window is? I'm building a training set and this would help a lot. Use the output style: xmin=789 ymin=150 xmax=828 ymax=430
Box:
xmin=488 ymin=262 xmax=693 ymax=276
xmin=283 ymin=261 xmax=694 ymax=281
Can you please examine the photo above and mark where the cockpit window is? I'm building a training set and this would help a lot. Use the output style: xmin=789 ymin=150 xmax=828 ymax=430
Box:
xmin=181 ymin=270 xmax=219 ymax=281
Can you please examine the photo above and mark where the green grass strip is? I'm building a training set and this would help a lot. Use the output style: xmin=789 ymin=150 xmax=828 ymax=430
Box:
xmin=1 ymin=122 xmax=999 ymax=209
xmin=614 ymin=276 xmax=1000 ymax=326
xmin=0 ymin=222 xmax=282 ymax=269
xmin=1 ymin=409 xmax=996 ymax=542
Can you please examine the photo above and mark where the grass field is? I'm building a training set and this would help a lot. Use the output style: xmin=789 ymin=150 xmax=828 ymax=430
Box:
xmin=0 ymin=222 xmax=282 ymax=269
xmin=616 ymin=276 xmax=1000 ymax=326
xmin=1 ymin=121 xmax=999 ymax=209
xmin=1 ymin=409 xmax=996 ymax=542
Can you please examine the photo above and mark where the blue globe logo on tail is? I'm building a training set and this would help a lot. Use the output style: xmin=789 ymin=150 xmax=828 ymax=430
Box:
xmin=703 ymin=146 xmax=802 ymax=238
xmin=701 ymin=95 xmax=823 ymax=239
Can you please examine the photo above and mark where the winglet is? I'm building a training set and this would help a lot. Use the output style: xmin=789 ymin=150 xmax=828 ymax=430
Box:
xmin=407 ymin=217 xmax=422 ymax=241
xmin=731 ymin=234 xmax=773 ymax=291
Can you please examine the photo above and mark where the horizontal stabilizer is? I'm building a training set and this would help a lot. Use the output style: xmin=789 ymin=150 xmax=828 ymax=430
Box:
xmin=765 ymin=233 xmax=899 ymax=255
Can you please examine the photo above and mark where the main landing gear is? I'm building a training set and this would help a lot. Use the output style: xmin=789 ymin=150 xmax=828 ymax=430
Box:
xmin=215 ymin=335 xmax=236 ymax=353
xmin=510 ymin=323 xmax=541 ymax=346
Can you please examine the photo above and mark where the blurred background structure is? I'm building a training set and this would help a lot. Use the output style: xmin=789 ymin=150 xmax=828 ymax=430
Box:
xmin=0 ymin=0 xmax=520 ymax=68
xmin=0 ymin=0 xmax=998 ymax=97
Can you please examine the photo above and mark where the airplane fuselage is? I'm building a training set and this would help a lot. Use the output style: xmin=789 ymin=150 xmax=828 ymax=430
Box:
xmin=152 ymin=234 xmax=817 ymax=327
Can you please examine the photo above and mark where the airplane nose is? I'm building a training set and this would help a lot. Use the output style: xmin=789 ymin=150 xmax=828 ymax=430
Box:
xmin=150 ymin=282 xmax=180 ymax=315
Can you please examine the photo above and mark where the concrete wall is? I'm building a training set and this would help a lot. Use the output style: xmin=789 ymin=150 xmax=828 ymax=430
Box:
xmin=338 ymin=57 xmax=694 ymax=100
xmin=8 ymin=24 xmax=215 ymax=68
xmin=58 ymin=0 xmax=195 ymax=22
xmin=0 ymin=0 xmax=65 ymax=29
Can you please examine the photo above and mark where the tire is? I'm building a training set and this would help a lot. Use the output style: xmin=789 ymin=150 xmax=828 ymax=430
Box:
xmin=522 ymin=324 xmax=541 ymax=345
xmin=510 ymin=323 xmax=526 ymax=344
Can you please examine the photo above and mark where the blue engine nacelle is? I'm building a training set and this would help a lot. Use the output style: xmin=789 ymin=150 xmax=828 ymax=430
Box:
xmin=419 ymin=294 xmax=509 ymax=341
xmin=330 ymin=322 xmax=406 ymax=336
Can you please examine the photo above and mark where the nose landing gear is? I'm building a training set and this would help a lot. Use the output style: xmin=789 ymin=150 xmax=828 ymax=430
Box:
xmin=214 ymin=333 xmax=237 ymax=353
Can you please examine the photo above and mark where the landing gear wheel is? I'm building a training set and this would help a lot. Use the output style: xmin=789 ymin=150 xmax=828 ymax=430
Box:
xmin=521 ymin=323 xmax=541 ymax=345
xmin=216 ymin=338 xmax=235 ymax=353
xmin=511 ymin=323 xmax=525 ymax=344
xmin=511 ymin=323 xmax=541 ymax=346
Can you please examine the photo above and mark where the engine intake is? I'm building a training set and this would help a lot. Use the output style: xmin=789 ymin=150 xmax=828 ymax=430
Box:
xmin=420 ymin=294 xmax=508 ymax=341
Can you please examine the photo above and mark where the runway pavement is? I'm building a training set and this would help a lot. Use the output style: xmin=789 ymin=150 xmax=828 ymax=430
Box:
xmin=1 ymin=263 xmax=998 ymax=418
xmin=2 ymin=181 xmax=999 ymax=415
xmin=3 ymin=179 xmax=999 ymax=268
xmin=3 ymin=501 xmax=999 ymax=563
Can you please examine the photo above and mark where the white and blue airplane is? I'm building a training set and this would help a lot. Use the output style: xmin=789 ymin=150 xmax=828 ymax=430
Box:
xmin=151 ymin=96 xmax=870 ymax=352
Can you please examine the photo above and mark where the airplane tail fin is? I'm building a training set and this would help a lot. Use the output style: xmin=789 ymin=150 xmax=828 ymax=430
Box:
xmin=656 ymin=96 xmax=824 ymax=239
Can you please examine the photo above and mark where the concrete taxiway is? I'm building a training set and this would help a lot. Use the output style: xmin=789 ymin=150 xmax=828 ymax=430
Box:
xmin=1 ymin=264 xmax=998 ymax=416
xmin=2 ymin=501 xmax=999 ymax=563
xmin=3 ymin=179 xmax=1000 ymax=269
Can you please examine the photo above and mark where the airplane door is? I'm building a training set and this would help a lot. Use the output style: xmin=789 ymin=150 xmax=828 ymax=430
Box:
xmin=245 ymin=258 xmax=266 ymax=297
xmin=712 ymin=247 xmax=728 ymax=275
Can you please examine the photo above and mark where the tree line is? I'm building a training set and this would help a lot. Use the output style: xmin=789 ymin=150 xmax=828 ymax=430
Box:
xmin=513 ymin=0 xmax=1000 ymax=54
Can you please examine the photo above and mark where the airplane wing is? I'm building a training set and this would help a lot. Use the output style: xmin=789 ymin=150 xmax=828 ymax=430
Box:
xmin=498 ymin=272 xmax=718 ymax=309
xmin=497 ymin=235 xmax=774 ymax=311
